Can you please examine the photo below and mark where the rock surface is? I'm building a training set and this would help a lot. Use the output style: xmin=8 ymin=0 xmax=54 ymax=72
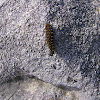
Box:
xmin=0 ymin=76 xmax=93 ymax=100
xmin=0 ymin=0 xmax=100 ymax=100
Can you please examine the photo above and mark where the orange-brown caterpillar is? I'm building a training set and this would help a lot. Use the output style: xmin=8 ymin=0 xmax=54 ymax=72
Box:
xmin=45 ymin=23 xmax=55 ymax=56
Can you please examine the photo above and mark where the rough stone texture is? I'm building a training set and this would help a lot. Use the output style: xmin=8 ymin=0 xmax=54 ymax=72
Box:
xmin=0 ymin=76 xmax=93 ymax=100
xmin=0 ymin=0 xmax=100 ymax=100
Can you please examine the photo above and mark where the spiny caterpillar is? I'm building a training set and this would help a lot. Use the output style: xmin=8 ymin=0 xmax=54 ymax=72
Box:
xmin=45 ymin=23 xmax=55 ymax=56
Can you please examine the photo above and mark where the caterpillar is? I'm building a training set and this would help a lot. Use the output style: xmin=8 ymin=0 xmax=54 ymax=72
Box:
xmin=45 ymin=23 xmax=55 ymax=56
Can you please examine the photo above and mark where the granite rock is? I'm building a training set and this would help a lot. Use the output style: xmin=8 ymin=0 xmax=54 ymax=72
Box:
xmin=0 ymin=0 xmax=100 ymax=99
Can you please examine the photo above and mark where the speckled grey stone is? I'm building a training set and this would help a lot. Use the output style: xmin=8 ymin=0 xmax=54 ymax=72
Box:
xmin=0 ymin=0 xmax=100 ymax=100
